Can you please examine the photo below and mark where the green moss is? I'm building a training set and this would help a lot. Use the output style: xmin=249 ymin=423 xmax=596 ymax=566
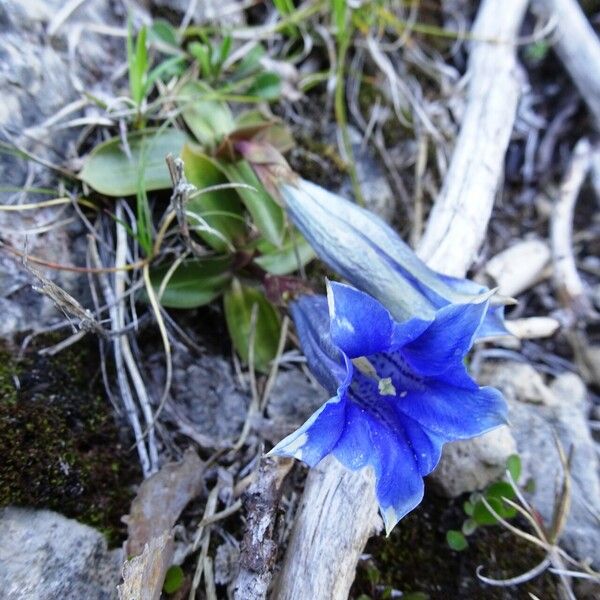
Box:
xmin=351 ymin=487 xmax=561 ymax=599
xmin=0 ymin=336 xmax=139 ymax=546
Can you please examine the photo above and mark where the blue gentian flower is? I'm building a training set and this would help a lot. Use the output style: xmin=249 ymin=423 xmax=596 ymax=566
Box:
xmin=270 ymin=282 xmax=507 ymax=533
xmin=279 ymin=178 xmax=508 ymax=339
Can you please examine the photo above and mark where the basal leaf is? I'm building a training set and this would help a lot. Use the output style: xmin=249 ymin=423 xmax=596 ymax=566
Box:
xmin=233 ymin=111 xmax=294 ymax=153
xmin=179 ymin=81 xmax=235 ymax=147
xmin=79 ymin=128 xmax=188 ymax=196
xmin=253 ymin=229 xmax=315 ymax=275
xmin=223 ymin=279 xmax=281 ymax=373
xmin=182 ymin=144 xmax=246 ymax=252
xmin=233 ymin=44 xmax=265 ymax=80
xmin=149 ymin=256 xmax=232 ymax=309
xmin=247 ymin=72 xmax=281 ymax=100
xmin=221 ymin=160 xmax=285 ymax=246
xmin=149 ymin=19 xmax=179 ymax=49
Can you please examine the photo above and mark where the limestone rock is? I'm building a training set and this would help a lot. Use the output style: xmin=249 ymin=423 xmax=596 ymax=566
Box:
xmin=485 ymin=239 xmax=551 ymax=297
xmin=0 ymin=0 xmax=123 ymax=338
xmin=430 ymin=426 xmax=516 ymax=496
xmin=0 ymin=506 xmax=122 ymax=600
xmin=483 ymin=363 xmax=600 ymax=566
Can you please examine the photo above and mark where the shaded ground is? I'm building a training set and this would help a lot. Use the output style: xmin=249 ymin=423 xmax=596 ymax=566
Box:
xmin=0 ymin=335 xmax=139 ymax=545
xmin=351 ymin=487 xmax=560 ymax=600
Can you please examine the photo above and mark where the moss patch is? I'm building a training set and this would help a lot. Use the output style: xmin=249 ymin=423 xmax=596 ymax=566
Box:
xmin=0 ymin=336 xmax=139 ymax=545
xmin=351 ymin=486 xmax=561 ymax=599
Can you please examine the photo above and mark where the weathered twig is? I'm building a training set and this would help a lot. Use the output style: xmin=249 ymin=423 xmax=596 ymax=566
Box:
xmin=232 ymin=457 xmax=293 ymax=600
xmin=417 ymin=0 xmax=528 ymax=276
xmin=90 ymin=206 xmax=154 ymax=476
xmin=274 ymin=2 xmax=527 ymax=597
xmin=535 ymin=0 xmax=600 ymax=130
xmin=550 ymin=137 xmax=594 ymax=320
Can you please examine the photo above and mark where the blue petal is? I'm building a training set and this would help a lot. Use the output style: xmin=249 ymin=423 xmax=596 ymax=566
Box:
xmin=434 ymin=273 xmax=510 ymax=339
xmin=477 ymin=304 xmax=510 ymax=339
xmin=331 ymin=401 xmax=374 ymax=470
xmin=371 ymin=424 xmax=425 ymax=534
xmin=327 ymin=282 xmax=431 ymax=358
xmin=269 ymin=395 xmax=347 ymax=467
xmin=327 ymin=282 xmax=394 ymax=357
xmin=332 ymin=375 xmax=446 ymax=533
xmin=400 ymin=301 xmax=488 ymax=376
xmin=394 ymin=381 xmax=508 ymax=441
xmin=290 ymin=294 xmax=346 ymax=393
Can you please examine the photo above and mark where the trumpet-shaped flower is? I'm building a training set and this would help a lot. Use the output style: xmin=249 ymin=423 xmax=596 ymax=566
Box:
xmin=270 ymin=282 xmax=507 ymax=533
xmin=279 ymin=178 xmax=508 ymax=339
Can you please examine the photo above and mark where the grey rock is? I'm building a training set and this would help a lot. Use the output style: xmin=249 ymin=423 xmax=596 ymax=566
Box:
xmin=0 ymin=0 xmax=123 ymax=338
xmin=483 ymin=362 xmax=600 ymax=567
xmin=267 ymin=368 xmax=328 ymax=425
xmin=430 ymin=426 xmax=517 ymax=496
xmin=260 ymin=368 xmax=328 ymax=444
xmin=0 ymin=506 xmax=122 ymax=600
xmin=0 ymin=0 xmax=122 ymax=190
xmin=485 ymin=361 xmax=556 ymax=405
xmin=157 ymin=343 xmax=250 ymax=445
xmin=150 ymin=0 xmax=245 ymax=26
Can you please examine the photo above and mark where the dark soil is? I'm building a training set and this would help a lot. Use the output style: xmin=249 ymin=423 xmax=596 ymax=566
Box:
xmin=350 ymin=485 xmax=561 ymax=600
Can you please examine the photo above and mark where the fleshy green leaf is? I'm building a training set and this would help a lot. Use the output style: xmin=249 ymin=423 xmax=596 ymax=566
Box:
xmin=234 ymin=44 xmax=265 ymax=79
xmin=506 ymin=454 xmax=522 ymax=483
xmin=221 ymin=160 xmax=285 ymax=246
xmin=253 ymin=230 xmax=315 ymax=275
xmin=223 ymin=279 xmax=281 ymax=373
xmin=247 ymin=72 xmax=281 ymax=100
xmin=486 ymin=481 xmax=516 ymax=502
xmin=182 ymin=144 xmax=246 ymax=252
xmin=472 ymin=497 xmax=504 ymax=526
xmin=180 ymin=81 xmax=235 ymax=147
xmin=446 ymin=530 xmax=468 ymax=551
xmin=148 ymin=256 xmax=232 ymax=308
xmin=163 ymin=565 xmax=184 ymax=594
xmin=485 ymin=482 xmax=517 ymax=519
xmin=463 ymin=500 xmax=474 ymax=517
xmin=149 ymin=19 xmax=179 ymax=49
xmin=79 ymin=128 xmax=188 ymax=196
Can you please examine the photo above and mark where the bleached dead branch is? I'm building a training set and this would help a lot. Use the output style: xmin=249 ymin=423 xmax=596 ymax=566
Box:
xmin=535 ymin=0 xmax=600 ymax=129
xmin=550 ymin=137 xmax=594 ymax=320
